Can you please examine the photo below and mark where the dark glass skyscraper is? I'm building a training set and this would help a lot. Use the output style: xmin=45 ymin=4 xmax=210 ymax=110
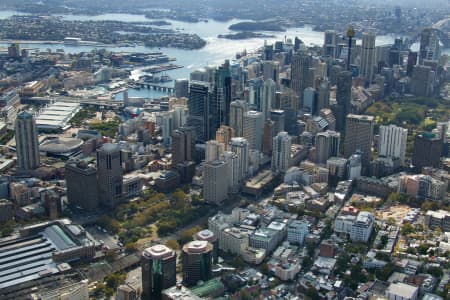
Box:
xmin=335 ymin=71 xmax=352 ymax=132
xmin=141 ymin=245 xmax=177 ymax=300
xmin=182 ymin=241 xmax=213 ymax=286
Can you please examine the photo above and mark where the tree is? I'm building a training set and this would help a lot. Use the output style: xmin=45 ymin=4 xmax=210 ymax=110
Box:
xmin=125 ymin=242 xmax=138 ymax=253
xmin=304 ymin=286 xmax=320 ymax=300
xmin=231 ymin=256 xmax=245 ymax=270
xmin=165 ymin=239 xmax=180 ymax=250
xmin=427 ymin=266 xmax=443 ymax=278
xmin=302 ymin=256 xmax=313 ymax=270
xmin=401 ymin=223 xmax=415 ymax=236
xmin=378 ymin=234 xmax=389 ymax=249
xmin=179 ymin=226 xmax=202 ymax=245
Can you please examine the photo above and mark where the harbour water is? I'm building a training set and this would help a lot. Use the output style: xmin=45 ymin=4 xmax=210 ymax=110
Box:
xmin=1 ymin=11 xmax=446 ymax=99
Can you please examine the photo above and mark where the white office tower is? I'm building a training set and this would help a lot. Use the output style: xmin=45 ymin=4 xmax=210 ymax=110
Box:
xmin=378 ymin=125 xmax=408 ymax=164
xmin=205 ymin=140 xmax=224 ymax=163
xmin=261 ymin=79 xmax=276 ymax=120
xmin=222 ymin=151 xmax=240 ymax=193
xmin=230 ymin=100 xmax=248 ymax=137
xmin=203 ymin=160 xmax=229 ymax=205
xmin=230 ymin=137 xmax=249 ymax=182
xmin=243 ymin=110 xmax=264 ymax=150
xmin=360 ymin=32 xmax=376 ymax=83
xmin=272 ymin=132 xmax=292 ymax=173
xmin=172 ymin=105 xmax=187 ymax=130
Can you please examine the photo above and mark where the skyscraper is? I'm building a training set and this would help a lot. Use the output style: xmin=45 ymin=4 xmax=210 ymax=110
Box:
xmin=141 ymin=245 xmax=177 ymax=300
xmin=360 ymin=32 xmax=376 ymax=83
xmin=171 ymin=126 xmax=195 ymax=166
xmin=229 ymin=100 xmax=248 ymax=137
xmin=211 ymin=61 xmax=232 ymax=127
xmin=419 ymin=28 xmax=441 ymax=64
xmin=261 ymin=79 xmax=276 ymax=120
xmin=324 ymin=30 xmax=337 ymax=58
xmin=272 ymin=132 xmax=292 ymax=173
xmin=317 ymin=80 xmax=330 ymax=111
xmin=203 ymin=160 xmax=229 ymax=205
xmin=182 ymin=241 xmax=213 ymax=287
xmin=215 ymin=125 xmax=234 ymax=149
xmin=270 ymin=109 xmax=285 ymax=135
xmin=378 ymin=125 xmax=408 ymax=163
xmin=205 ymin=140 xmax=224 ymax=163
xmin=15 ymin=111 xmax=40 ymax=171
xmin=187 ymin=81 xmax=210 ymax=142
xmin=335 ymin=71 xmax=352 ymax=132
xmin=262 ymin=119 xmax=275 ymax=156
xmin=412 ymin=132 xmax=442 ymax=171
xmin=343 ymin=115 xmax=375 ymax=173
xmin=315 ymin=131 xmax=340 ymax=165
xmin=291 ymin=51 xmax=312 ymax=103
xmin=65 ymin=159 xmax=98 ymax=211
xmin=303 ymin=87 xmax=316 ymax=114
xmin=243 ymin=110 xmax=264 ymax=151
xmin=174 ymin=78 xmax=189 ymax=98
xmin=230 ymin=137 xmax=249 ymax=182
xmin=97 ymin=143 xmax=123 ymax=208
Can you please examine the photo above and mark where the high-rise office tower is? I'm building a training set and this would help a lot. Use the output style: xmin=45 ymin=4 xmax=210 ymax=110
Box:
xmin=335 ymin=71 xmax=352 ymax=132
xmin=187 ymin=81 xmax=210 ymax=142
xmin=229 ymin=100 xmax=248 ymax=137
xmin=263 ymin=61 xmax=279 ymax=82
xmin=407 ymin=51 xmax=418 ymax=76
xmin=315 ymin=131 xmax=340 ymax=165
xmin=211 ymin=61 xmax=232 ymax=127
xmin=171 ymin=105 xmax=187 ymax=130
xmin=230 ymin=137 xmax=249 ymax=182
xmin=243 ymin=110 xmax=264 ymax=151
xmin=360 ymin=32 xmax=376 ymax=83
xmin=161 ymin=111 xmax=172 ymax=146
xmin=278 ymin=88 xmax=299 ymax=135
xmin=205 ymin=140 xmax=224 ymax=163
xmin=194 ymin=230 xmax=219 ymax=264
xmin=215 ymin=125 xmax=234 ymax=149
xmin=270 ymin=110 xmax=285 ymax=135
xmin=15 ymin=111 xmax=40 ymax=171
xmin=97 ymin=143 xmax=123 ymax=208
xmin=419 ymin=28 xmax=441 ymax=64
xmin=324 ymin=30 xmax=337 ymax=58
xmin=262 ymin=119 xmax=275 ymax=156
xmin=203 ymin=160 xmax=229 ymax=205
xmin=221 ymin=151 xmax=240 ymax=193
xmin=182 ymin=241 xmax=213 ymax=286
xmin=248 ymin=78 xmax=264 ymax=110
xmin=317 ymin=80 xmax=330 ymax=111
xmin=410 ymin=65 xmax=435 ymax=97
xmin=303 ymin=87 xmax=316 ymax=114
xmin=272 ymin=132 xmax=292 ymax=173
xmin=141 ymin=245 xmax=177 ymax=300
xmin=171 ymin=126 xmax=195 ymax=166
xmin=65 ymin=159 xmax=98 ymax=211
xmin=412 ymin=132 xmax=442 ymax=171
xmin=291 ymin=51 xmax=312 ymax=103
xmin=343 ymin=115 xmax=375 ymax=173
xmin=378 ymin=125 xmax=408 ymax=163
xmin=261 ymin=79 xmax=276 ymax=120
xmin=174 ymin=78 xmax=189 ymax=98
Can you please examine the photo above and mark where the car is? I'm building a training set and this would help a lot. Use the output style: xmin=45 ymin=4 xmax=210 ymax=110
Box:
xmin=99 ymin=240 xmax=104 ymax=245
xmin=118 ymin=242 xmax=124 ymax=247
xmin=102 ymin=229 xmax=107 ymax=233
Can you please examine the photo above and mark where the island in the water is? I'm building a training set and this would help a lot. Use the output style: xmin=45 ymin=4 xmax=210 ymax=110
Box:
xmin=218 ymin=32 xmax=276 ymax=40
xmin=228 ymin=21 xmax=285 ymax=32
